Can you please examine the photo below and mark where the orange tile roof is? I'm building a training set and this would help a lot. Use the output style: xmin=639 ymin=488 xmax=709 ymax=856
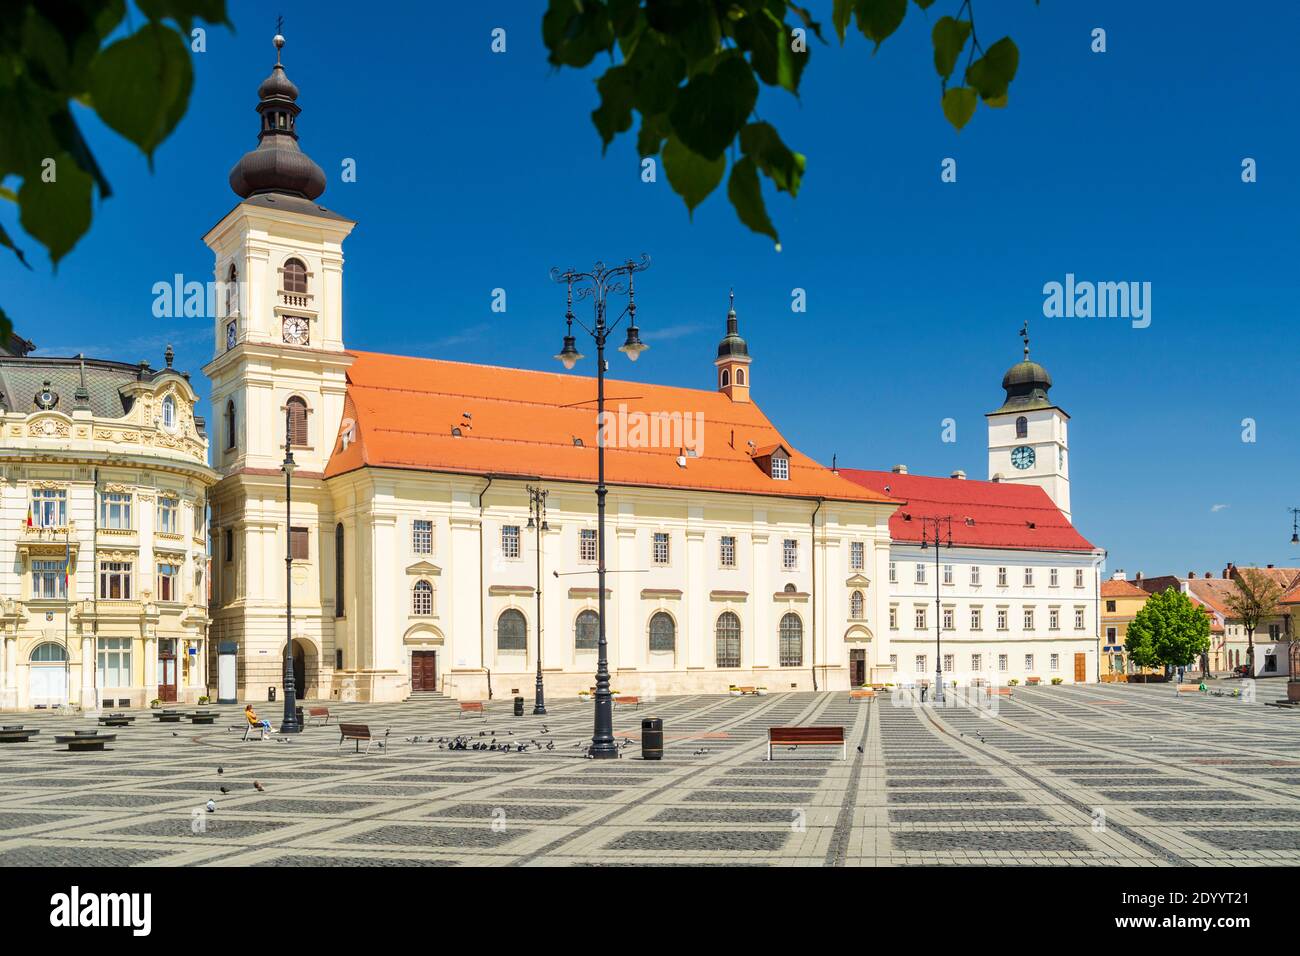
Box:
xmin=324 ymin=351 xmax=898 ymax=505
xmin=1101 ymin=579 xmax=1149 ymax=599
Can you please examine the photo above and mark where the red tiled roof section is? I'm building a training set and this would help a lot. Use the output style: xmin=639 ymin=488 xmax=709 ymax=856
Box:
xmin=1101 ymin=579 xmax=1149 ymax=599
xmin=324 ymin=351 xmax=897 ymax=504
xmin=838 ymin=469 xmax=1096 ymax=552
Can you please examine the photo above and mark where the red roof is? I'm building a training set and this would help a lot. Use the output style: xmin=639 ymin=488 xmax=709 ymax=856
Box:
xmin=1101 ymin=579 xmax=1149 ymax=599
xmin=838 ymin=469 xmax=1096 ymax=552
xmin=323 ymin=352 xmax=898 ymax=505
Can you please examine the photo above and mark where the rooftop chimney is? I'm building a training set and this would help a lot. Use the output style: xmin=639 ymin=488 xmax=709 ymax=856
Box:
xmin=1188 ymin=571 xmax=1196 ymax=578
xmin=1135 ymin=571 xmax=1143 ymax=583
xmin=1110 ymin=569 xmax=1126 ymax=580
xmin=891 ymin=464 xmax=908 ymax=474
xmin=950 ymin=469 xmax=966 ymax=479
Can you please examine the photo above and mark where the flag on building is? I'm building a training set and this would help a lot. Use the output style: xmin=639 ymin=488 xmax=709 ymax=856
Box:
xmin=26 ymin=502 xmax=33 ymax=528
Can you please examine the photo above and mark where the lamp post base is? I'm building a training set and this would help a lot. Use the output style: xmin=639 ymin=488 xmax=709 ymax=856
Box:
xmin=532 ymin=705 xmax=548 ymax=716
xmin=588 ymin=744 xmax=619 ymax=759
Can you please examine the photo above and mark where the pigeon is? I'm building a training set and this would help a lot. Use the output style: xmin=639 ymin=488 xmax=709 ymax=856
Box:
xmin=253 ymin=780 xmax=265 ymax=792
xmin=541 ymin=725 xmax=549 ymax=734
xmin=545 ymin=741 xmax=555 ymax=752
xmin=857 ymin=746 xmax=865 ymax=754
xmin=172 ymin=732 xmax=178 ymax=737
xmin=217 ymin=766 xmax=224 ymax=775
xmin=219 ymin=786 xmax=230 ymax=794
xmin=206 ymin=799 xmax=216 ymax=813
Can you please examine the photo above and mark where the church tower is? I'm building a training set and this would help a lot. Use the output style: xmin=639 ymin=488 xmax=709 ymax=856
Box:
xmin=714 ymin=291 xmax=751 ymax=402
xmin=202 ymin=30 xmax=354 ymax=702
xmin=986 ymin=324 xmax=1071 ymax=521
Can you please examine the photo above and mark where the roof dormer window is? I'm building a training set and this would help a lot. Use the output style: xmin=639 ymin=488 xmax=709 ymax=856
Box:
xmin=771 ymin=454 xmax=789 ymax=480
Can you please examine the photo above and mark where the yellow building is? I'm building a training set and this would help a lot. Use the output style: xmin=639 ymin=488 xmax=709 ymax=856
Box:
xmin=1099 ymin=578 xmax=1149 ymax=680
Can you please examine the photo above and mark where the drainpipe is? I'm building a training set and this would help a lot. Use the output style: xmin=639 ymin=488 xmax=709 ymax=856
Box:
xmin=91 ymin=467 xmax=99 ymax=708
xmin=811 ymin=497 xmax=822 ymax=692
xmin=478 ymin=476 xmax=494 ymax=700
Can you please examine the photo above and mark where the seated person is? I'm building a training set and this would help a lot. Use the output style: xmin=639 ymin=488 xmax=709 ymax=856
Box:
xmin=244 ymin=704 xmax=272 ymax=733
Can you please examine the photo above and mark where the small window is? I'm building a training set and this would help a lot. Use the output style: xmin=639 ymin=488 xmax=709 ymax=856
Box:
xmin=100 ymin=492 xmax=132 ymax=530
xmin=915 ymin=655 xmax=926 ymax=673
xmin=412 ymin=580 xmax=433 ymax=615
xmin=1024 ymin=654 xmax=1034 ymax=672
xmin=32 ymin=560 xmax=66 ymax=600
xmin=283 ymin=258 xmax=308 ymax=294
xmin=1075 ymin=568 xmax=1085 ymax=588
xmin=226 ymin=400 xmax=237 ymax=450
xmin=501 ymin=525 xmax=520 ymax=560
xmin=289 ymin=526 xmax=309 ymax=561
xmin=652 ymin=532 xmax=670 ymax=565
xmin=771 ymin=455 xmax=789 ymax=480
xmin=162 ymin=395 xmax=176 ymax=429
xmin=579 ymin=528 xmax=597 ymax=563
xmin=98 ymin=560 xmax=133 ymax=600
xmin=156 ymin=562 xmax=180 ymax=602
xmin=157 ymin=496 xmax=179 ymax=535
xmin=224 ymin=529 xmax=234 ymax=562
xmin=736 ymin=368 xmax=745 ymax=386
xmin=915 ymin=563 xmax=926 ymax=584
xmin=943 ymin=654 xmax=954 ymax=673
xmin=778 ymin=613 xmax=803 ymax=667
xmin=1016 ymin=416 xmax=1028 ymax=438
xmin=997 ymin=566 xmax=1008 ymax=586
xmin=31 ymin=641 xmax=68 ymax=662
xmin=1049 ymin=568 xmax=1059 ymax=587
xmin=1049 ymin=608 xmax=1060 ymax=630
xmin=31 ymin=488 xmax=67 ymax=528
xmin=850 ymin=590 xmax=864 ymax=620
xmin=1024 ymin=608 xmax=1035 ymax=630
xmin=915 ymin=607 xmax=926 ymax=630
xmin=849 ymin=541 xmax=864 ymax=571
xmin=998 ymin=654 xmax=1008 ymax=672
xmin=715 ymin=611 xmax=741 ymax=668
xmin=942 ymin=607 xmax=954 ymax=630
xmin=971 ymin=565 xmax=981 ymax=586
xmin=889 ymin=606 xmax=897 ymax=629
xmin=335 ymin=523 xmax=345 ymax=617
xmin=1106 ymin=599 xmax=1117 ymax=612
xmin=970 ymin=607 xmax=982 ymax=630
xmin=575 ymin=610 xmax=599 ymax=651
xmin=782 ymin=538 xmax=798 ymax=571
xmin=971 ymin=653 xmax=982 ymax=672
xmin=888 ymin=561 xmax=896 ymax=584
xmin=720 ymin=369 xmax=730 ymax=388
xmin=412 ymin=519 xmax=433 ymax=555
xmin=1075 ymin=608 xmax=1085 ymax=630
xmin=497 ymin=609 xmax=526 ymax=651
xmin=1024 ymin=567 xmax=1034 ymax=586
xmin=997 ymin=608 xmax=1008 ymax=630
xmin=649 ymin=611 xmax=675 ymax=652
xmin=225 ymin=263 xmax=238 ymax=316
xmin=285 ymin=396 xmax=309 ymax=447
xmin=1050 ymin=653 xmax=1060 ymax=671
xmin=942 ymin=564 xmax=953 ymax=585
xmin=720 ymin=535 xmax=736 ymax=568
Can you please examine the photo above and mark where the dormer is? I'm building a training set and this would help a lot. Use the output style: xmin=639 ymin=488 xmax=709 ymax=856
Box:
xmin=753 ymin=443 xmax=791 ymax=480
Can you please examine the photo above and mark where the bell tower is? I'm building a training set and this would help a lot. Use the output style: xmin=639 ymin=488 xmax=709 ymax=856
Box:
xmin=987 ymin=323 xmax=1071 ymax=521
xmin=714 ymin=290 xmax=751 ymax=403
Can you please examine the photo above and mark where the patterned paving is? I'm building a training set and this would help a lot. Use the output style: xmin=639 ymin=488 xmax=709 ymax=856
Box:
xmin=0 ymin=683 xmax=1296 ymax=866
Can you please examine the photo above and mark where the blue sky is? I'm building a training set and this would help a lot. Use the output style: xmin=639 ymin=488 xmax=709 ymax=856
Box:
xmin=3 ymin=1 xmax=1298 ymax=577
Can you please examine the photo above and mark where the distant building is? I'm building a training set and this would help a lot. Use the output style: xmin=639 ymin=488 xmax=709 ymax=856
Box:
xmin=1100 ymin=578 xmax=1150 ymax=679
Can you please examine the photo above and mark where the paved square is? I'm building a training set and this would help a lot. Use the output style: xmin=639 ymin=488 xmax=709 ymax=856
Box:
xmin=0 ymin=684 xmax=1297 ymax=866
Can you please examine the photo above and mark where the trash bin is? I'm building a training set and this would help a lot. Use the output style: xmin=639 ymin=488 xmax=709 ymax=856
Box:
xmin=641 ymin=717 xmax=663 ymax=760
xmin=295 ymin=706 xmax=304 ymax=728
xmin=268 ymin=686 xmax=276 ymax=702
xmin=513 ymin=696 xmax=525 ymax=717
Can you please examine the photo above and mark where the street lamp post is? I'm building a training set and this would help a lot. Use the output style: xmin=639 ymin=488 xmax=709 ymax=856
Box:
xmin=551 ymin=256 xmax=650 ymax=759
xmin=920 ymin=515 xmax=953 ymax=704
xmin=280 ymin=410 xmax=301 ymax=734
xmin=527 ymin=485 xmax=549 ymax=715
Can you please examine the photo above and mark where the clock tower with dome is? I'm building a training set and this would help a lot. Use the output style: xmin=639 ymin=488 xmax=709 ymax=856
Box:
xmin=986 ymin=324 xmax=1072 ymax=522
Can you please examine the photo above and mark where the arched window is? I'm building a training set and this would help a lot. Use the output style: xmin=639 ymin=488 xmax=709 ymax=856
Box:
xmin=283 ymin=258 xmax=308 ymax=294
xmin=850 ymin=590 xmax=864 ymax=620
xmin=649 ymin=611 xmax=675 ymax=652
xmin=720 ymin=368 xmax=730 ymax=388
xmin=286 ymin=396 xmax=308 ymax=447
xmin=1015 ymin=416 xmax=1028 ymax=438
xmin=575 ymin=609 xmax=599 ymax=651
xmin=161 ymin=395 xmax=175 ymax=429
xmin=225 ymin=263 xmax=238 ymax=316
xmin=783 ymin=582 xmax=798 ymax=593
xmin=736 ymin=368 xmax=745 ymax=385
xmin=30 ymin=642 xmax=68 ymax=662
xmin=225 ymin=400 xmax=236 ymax=450
xmin=497 ymin=608 xmax=526 ymax=651
xmin=334 ymin=523 xmax=344 ymax=617
xmin=779 ymin=612 xmax=803 ymax=667
xmin=412 ymin=580 xmax=433 ymax=616
xmin=715 ymin=611 xmax=741 ymax=668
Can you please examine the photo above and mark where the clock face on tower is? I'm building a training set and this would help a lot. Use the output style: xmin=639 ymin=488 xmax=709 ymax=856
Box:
xmin=282 ymin=316 xmax=310 ymax=345
xmin=1011 ymin=445 xmax=1036 ymax=470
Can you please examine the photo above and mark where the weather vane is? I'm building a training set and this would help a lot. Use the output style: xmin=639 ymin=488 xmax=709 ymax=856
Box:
xmin=1020 ymin=320 xmax=1030 ymax=359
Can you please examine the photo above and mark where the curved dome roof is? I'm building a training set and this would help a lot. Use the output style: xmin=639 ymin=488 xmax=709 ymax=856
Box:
xmin=716 ymin=292 xmax=749 ymax=359
xmin=1001 ymin=359 xmax=1052 ymax=392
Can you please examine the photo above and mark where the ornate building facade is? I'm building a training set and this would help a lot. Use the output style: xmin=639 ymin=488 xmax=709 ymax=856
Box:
xmin=0 ymin=350 xmax=217 ymax=710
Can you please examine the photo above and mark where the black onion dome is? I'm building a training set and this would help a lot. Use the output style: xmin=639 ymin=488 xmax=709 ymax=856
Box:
xmin=1001 ymin=359 xmax=1053 ymax=393
xmin=228 ymin=34 xmax=326 ymax=201
xmin=716 ymin=291 xmax=749 ymax=359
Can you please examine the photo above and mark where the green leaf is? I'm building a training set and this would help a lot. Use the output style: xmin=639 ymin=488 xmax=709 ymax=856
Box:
xmin=737 ymin=9 xmax=806 ymax=94
xmin=931 ymin=16 xmax=970 ymax=80
xmin=853 ymin=0 xmax=907 ymax=53
xmin=0 ymin=221 xmax=31 ymax=269
xmin=644 ymin=0 xmax=720 ymax=67
xmin=739 ymin=122 xmax=804 ymax=195
xmin=668 ymin=53 xmax=757 ymax=161
xmin=941 ymin=86 xmax=977 ymax=130
xmin=913 ymin=0 xmax=937 ymax=8
xmin=785 ymin=4 xmax=825 ymax=44
xmin=727 ymin=155 xmax=777 ymax=244
xmin=0 ymin=305 xmax=12 ymax=346
xmin=623 ymin=29 xmax=685 ymax=115
xmin=592 ymin=66 xmax=636 ymax=152
xmin=88 ymin=23 xmax=194 ymax=161
xmin=636 ymin=112 xmax=671 ymax=157
xmin=135 ymin=0 xmax=231 ymax=34
xmin=543 ymin=0 xmax=615 ymax=68
xmin=17 ymin=152 xmax=93 ymax=265
xmin=832 ymin=0 xmax=854 ymax=44
xmin=965 ymin=36 xmax=1019 ymax=103
xmin=662 ymin=135 xmax=725 ymax=214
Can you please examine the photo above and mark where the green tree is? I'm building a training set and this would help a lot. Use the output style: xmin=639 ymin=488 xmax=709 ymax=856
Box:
xmin=1223 ymin=567 xmax=1283 ymax=676
xmin=543 ymin=0 xmax=1028 ymax=246
xmin=0 ymin=1 xmax=232 ymax=341
xmin=1125 ymin=588 xmax=1211 ymax=672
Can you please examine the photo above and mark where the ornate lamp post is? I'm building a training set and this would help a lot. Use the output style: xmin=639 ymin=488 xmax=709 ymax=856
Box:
xmin=280 ymin=410 xmax=301 ymax=734
xmin=527 ymin=485 xmax=549 ymax=715
xmin=551 ymin=256 xmax=650 ymax=759
xmin=919 ymin=515 xmax=953 ymax=704
xmin=1289 ymin=509 xmax=1300 ymax=700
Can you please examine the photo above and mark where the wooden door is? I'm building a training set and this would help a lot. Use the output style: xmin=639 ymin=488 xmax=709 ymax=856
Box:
xmin=1073 ymin=653 xmax=1087 ymax=683
xmin=158 ymin=642 xmax=177 ymax=702
xmin=412 ymin=651 xmax=437 ymax=692
xmin=850 ymin=649 xmax=866 ymax=686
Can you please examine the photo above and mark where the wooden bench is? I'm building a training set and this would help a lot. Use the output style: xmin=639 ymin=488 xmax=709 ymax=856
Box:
xmin=849 ymin=689 xmax=876 ymax=700
xmin=459 ymin=701 xmax=485 ymax=718
xmin=338 ymin=723 xmax=388 ymax=754
xmin=732 ymin=686 xmax=759 ymax=696
xmin=1175 ymin=684 xmax=1202 ymax=696
xmin=1026 ymin=677 xmax=1042 ymax=686
xmin=613 ymin=696 xmax=641 ymax=710
xmin=991 ymin=687 xmax=1013 ymax=697
xmin=768 ymin=726 xmax=846 ymax=760
xmin=0 ymin=727 xmax=39 ymax=743
xmin=55 ymin=732 xmax=116 ymax=752
xmin=307 ymin=706 xmax=332 ymax=726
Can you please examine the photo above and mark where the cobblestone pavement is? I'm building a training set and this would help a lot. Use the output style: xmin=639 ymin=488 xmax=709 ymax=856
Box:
xmin=0 ymin=684 xmax=1296 ymax=866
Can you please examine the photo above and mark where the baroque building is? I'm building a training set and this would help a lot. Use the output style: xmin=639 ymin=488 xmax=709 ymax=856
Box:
xmin=0 ymin=348 xmax=217 ymax=710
